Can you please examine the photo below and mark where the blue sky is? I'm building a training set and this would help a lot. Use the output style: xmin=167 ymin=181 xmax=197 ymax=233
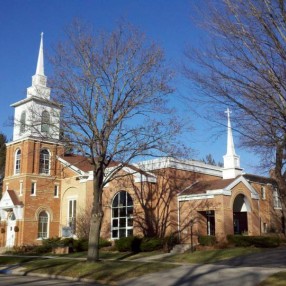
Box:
xmin=0 ymin=0 xmax=261 ymax=174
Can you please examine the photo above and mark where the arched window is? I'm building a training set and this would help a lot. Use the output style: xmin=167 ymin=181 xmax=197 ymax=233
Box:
xmin=111 ymin=191 xmax=133 ymax=239
xmin=38 ymin=211 xmax=49 ymax=239
xmin=14 ymin=149 xmax=21 ymax=174
xmin=20 ymin=111 xmax=26 ymax=134
xmin=41 ymin=110 xmax=50 ymax=133
xmin=39 ymin=149 xmax=50 ymax=174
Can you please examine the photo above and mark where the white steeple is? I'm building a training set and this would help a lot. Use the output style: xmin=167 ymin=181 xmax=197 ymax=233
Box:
xmin=36 ymin=32 xmax=44 ymax=76
xmin=222 ymin=108 xmax=243 ymax=179
xmin=27 ymin=32 xmax=51 ymax=99
xmin=11 ymin=33 xmax=61 ymax=142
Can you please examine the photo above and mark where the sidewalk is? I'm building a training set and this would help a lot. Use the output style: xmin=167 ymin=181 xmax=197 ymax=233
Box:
xmin=1 ymin=248 xmax=286 ymax=286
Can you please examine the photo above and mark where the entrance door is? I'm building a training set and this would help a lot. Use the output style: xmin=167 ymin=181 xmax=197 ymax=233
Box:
xmin=6 ymin=212 xmax=16 ymax=247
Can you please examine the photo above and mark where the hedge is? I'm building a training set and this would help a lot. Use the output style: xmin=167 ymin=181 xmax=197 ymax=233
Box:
xmin=115 ymin=236 xmax=142 ymax=252
xmin=198 ymin=235 xmax=216 ymax=246
xmin=140 ymin=238 xmax=164 ymax=252
xmin=227 ymin=235 xmax=281 ymax=248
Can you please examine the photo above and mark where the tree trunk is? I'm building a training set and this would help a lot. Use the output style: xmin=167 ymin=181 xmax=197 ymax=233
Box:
xmin=274 ymin=141 xmax=286 ymax=235
xmin=87 ymin=169 xmax=104 ymax=262
xmin=87 ymin=212 xmax=103 ymax=262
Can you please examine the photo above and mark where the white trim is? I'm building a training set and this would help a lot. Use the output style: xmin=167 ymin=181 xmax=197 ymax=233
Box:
xmin=178 ymin=194 xmax=215 ymax=201
xmin=57 ymin=156 xmax=85 ymax=175
xmin=137 ymin=157 xmax=222 ymax=177
xmin=178 ymin=175 xmax=259 ymax=201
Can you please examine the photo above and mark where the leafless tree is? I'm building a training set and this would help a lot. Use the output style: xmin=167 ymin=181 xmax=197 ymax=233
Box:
xmin=184 ymin=0 xmax=286 ymax=233
xmin=50 ymin=21 xmax=186 ymax=262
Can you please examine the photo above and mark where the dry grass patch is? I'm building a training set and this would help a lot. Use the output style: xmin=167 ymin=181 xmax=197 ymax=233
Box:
xmin=259 ymin=272 xmax=286 ymax=286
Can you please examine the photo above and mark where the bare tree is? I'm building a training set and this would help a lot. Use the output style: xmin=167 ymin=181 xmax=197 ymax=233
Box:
xmin=184 ymin=0 xmax=286 ymax=232
xmin=50 ymin=21 xmax=186 ymax=262
xmin=0 ymin=132 xmax=7 ymax=198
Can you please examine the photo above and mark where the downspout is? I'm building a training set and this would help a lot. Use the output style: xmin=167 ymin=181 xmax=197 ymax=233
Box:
xmin=177 ymin=195 xmax=180 ymax=242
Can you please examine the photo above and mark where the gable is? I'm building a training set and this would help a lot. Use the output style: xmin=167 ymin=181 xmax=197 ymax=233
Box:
xmin=178 ymin=175 xmax=259 ymax=201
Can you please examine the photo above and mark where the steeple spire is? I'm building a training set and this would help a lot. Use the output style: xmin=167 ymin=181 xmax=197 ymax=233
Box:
xmin=27 ymin=32 xmax=50 ymax=99
xmin=222 ymin=108 xmax=243 ymax=179
xmin=36 ymin=32 xmax=44 ymax=76
xmin=225 ymin=108 xmax=236 ymax=156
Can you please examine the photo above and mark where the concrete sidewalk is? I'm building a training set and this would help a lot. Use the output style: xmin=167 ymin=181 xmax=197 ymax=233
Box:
xmin=120 ymin=248 xmax=286 ymax=286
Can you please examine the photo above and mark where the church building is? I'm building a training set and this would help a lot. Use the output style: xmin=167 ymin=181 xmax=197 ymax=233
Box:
xmin=0 ymin=35 xmax=283 ymax=248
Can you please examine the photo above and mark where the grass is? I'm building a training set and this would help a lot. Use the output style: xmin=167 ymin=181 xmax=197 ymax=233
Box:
xmin=259 ymin=272 xmax=286 ymax=286
xmin=1 ymin=257 xmax=176 ymax=284
xmin=160 ymin=247 xmax=264 ymax=264
xmin=0 ymin=247 xmax=268 ymax=284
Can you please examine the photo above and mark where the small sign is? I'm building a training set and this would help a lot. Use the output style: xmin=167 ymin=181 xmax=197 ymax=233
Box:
xmin=62 ymin=226 xmax=71 ymax=237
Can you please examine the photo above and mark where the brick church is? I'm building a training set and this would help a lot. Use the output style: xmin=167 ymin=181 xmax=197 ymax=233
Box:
xmin=0 ymin=35 xmax=283 ymax=248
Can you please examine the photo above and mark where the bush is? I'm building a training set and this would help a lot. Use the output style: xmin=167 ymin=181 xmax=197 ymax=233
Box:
xmin=115 ymin=236 xmax=142 ymax=252
xmin=163 ymin=233 xmax=179 ymax=252
xmin=198 ymin=235 xmax=216 ymax=246
xmin=227 ymin=235 xmax=281 ymax=248
xmin=140 ymin=237 xmax=164 ymax=252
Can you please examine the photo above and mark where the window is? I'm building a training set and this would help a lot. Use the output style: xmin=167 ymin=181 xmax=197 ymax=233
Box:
xmin=39 ymin=149 xmax=50 ymax=174
xmin=14 ymin=149 xmax=21 ymax=174
xmin=273 ymin=188 xmax=282 ymax=209
xmin=261 ymin=186 xmax=266 ymax=200
xmin=68 ymin=199 xmax=77 ymax=235
xmin=38 ymin=211 xmax=49 ymax=239
xmin=54 ymin=185 xmax=59 ymax=197
xmin=41 ymin=110 xmax=50 ymax=133
xmin=19 ymin=181 xmax=23 ymax=196
xmin=263 ymin=223 xmax=267 ymax=233
xmin=31 ymin=182 xmax=36 ymax=196
xmin=20 ymin=111 xmax=26 ymax=134
xmin=111 ymin=191 xmax=133 ymax=239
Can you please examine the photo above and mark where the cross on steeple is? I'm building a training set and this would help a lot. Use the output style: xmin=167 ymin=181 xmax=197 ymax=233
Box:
xmin=222 ymin=107 xmax=243 ymax=179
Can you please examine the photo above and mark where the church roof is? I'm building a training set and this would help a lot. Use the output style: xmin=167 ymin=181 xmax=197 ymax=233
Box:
xmin=243 ymin=173 xmax=277 ymax=185
xmin=7 ymin=190 xmax=23 ymax=206
xmin=60 ymin=154 xmax=153 ymax=177
xmin=179 ymin=178 xmax=236 ymax=196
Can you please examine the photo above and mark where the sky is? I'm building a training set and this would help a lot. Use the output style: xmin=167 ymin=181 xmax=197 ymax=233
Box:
xmin=0 ymin=0 xmax=262 ymax=175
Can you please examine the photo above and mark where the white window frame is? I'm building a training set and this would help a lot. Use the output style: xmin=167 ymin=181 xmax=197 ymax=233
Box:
xmin=111 ymin=191 xmax=133 ymax=240
xmin=39 ymin=149 xmax=50 ymax=175
xmin=54 ymin=184 xmax=59 ymax=198
xmin=14 ymin=149 xmax=21 ymax=175
xmin=68 ymin=198 xmax=77 ymax=235
xmin=37 ymin=211 xmax=49 ymax=239
xmin=20 ymin=111 xmax=26 ymax=134
xmin=261 ymin=186 xmax=266 ymax=200
xmin=31 ymin=181 xmax=37 ymax=196
xmin=19 ymin=181 xmax=23 ymax=196
xmin=273 ymin=188 xmax=282 ymax=209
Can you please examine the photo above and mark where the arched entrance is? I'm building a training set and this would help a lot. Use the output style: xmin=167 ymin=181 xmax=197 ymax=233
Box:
xmin=233 ymin=194 xmax=250 ymax=234
xmin=6 ymin=211 xmax=16 ymax=247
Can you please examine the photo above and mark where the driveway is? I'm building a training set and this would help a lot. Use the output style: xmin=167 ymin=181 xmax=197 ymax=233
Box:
xmin=120 ymin=248 xmax=286 ymax=286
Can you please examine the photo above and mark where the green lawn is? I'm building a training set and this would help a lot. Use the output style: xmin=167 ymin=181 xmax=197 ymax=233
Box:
xmin=1 ymin=257 xmax=176 ymax=284
xmin=159 ymin=247 xmax=264 ymax=264
xmin=0 ymin=247 xmax=269 ymax=284
xmin=259 ymin=272 xmax=286 ymax=286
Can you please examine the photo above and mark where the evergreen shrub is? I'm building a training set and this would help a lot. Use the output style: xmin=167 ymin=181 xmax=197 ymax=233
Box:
xmin=198 ymin=235 xmax=216 ymax=246
xmin=227 ymin=235 xmax=281 ymax=248
xmin=140 ymin=237 xmax=164 ymax=252
xmin=115 ymin=236 xmax=142 ymax=252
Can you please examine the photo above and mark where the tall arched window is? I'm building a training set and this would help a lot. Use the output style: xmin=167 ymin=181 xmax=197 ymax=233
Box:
xmin=20 ymin=111 xmax=26 ymax=134
xmin=39 ymin=149 xmax=50 ymax=174
xmin=41 ymin=110 xmax=50 ymax=133
xmin=14 ymin=149 xmax=21 ymax=174
xmin=111 ymin=191 xmax=133 ymax=239
xmin=38 ymin=211 xmax=49 ymax=239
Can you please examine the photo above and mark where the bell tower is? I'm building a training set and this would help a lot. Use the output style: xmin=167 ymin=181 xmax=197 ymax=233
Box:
xmin=11 ymin=32 xmax=61 ymax=142
xmin=0 ymin=33 xmax=64 ymax=247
